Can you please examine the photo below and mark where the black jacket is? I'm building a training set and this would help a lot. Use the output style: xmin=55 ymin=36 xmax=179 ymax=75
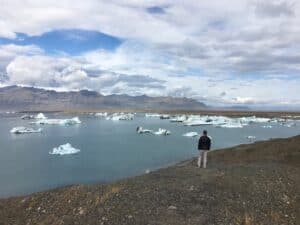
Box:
xmin=198 ymin=135 xmax=211 ymax=150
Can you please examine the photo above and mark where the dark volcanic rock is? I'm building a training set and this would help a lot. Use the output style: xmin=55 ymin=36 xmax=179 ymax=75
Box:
xmin=0 ymin=86 xmax=206 ymax=111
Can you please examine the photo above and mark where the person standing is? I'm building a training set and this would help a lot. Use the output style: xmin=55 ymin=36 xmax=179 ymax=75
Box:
xmin=197 ymin=130 xmax=211 ymax=168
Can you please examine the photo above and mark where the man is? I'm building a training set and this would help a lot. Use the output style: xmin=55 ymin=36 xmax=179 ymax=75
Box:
xmin=197 ymin=130 xmax=211 ymax=168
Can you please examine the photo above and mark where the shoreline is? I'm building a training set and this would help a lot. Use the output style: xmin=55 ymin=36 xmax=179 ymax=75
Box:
xmin=0 ymin=135 xmax=299 ymax=224
xmin=2 ymin=109 xmax=300 ymax=118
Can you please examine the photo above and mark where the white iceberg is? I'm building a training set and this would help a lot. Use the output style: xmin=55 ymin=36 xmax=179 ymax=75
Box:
xmin=34 ymin=117 xmax=81 ymax=125
xmin=95 ymin=112 xmax=108 ymax=117
xmin=247 ymin=136 xmax=256 ymax=140
xmin=160 ymin=114 xmax=170 ymax=119
xmin=10 ymin=127 xmax=42 ymax=134
xmin=183 ymin=132 xmax=198 ymax=137
xmin=170 ymin=115 xmax=187 ymax=122
xmin=35 ymin=113 xmax=47 ymax=120
xmin=136 ymin=126 xmax=153 ymax=134
xmin=283 ymin=122 xmax=296 ymax=128
xmin=106 ymin=113 xmax=134 ymax=121
xmin=21 ymin=114 xmax=35 ymax=120
xmin=49 ymin=143 xmax=80 ymax=155
xmin=215 ymin=123 xmax=244 ymax=128
xmin=145 ymin=113 xmax=161 ymax=118
xmin=154 ymin=128 xmax=171 ymax=135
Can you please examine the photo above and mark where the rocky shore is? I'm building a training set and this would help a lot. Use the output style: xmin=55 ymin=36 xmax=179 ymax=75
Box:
xmin=0 ymin=136 xmax=299 ymax=225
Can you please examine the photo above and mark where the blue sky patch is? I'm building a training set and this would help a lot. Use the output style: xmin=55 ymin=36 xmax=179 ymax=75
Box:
xmin=147 ymin=6 xmax=166 ymax=14
xmin=0 ymin=29 xmax=123 ymax=55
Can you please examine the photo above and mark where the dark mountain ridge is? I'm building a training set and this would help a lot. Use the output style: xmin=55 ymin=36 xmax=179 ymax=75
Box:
xmin=0 ymin=86 xmax=206 ymax=111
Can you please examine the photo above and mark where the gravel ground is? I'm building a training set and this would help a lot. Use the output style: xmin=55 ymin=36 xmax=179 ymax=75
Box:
xmin=0 ymin=136 xmax=299 ymax=225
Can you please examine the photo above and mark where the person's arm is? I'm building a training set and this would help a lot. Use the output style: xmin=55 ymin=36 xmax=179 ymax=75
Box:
xmin=208 ymin=137 xmax=211 ymax=150
xmin=198 ymin=138 xmax=201 ymax=150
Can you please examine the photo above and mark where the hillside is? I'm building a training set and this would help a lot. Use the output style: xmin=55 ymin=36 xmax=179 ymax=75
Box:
xmin=0 ymin=86 xmax=206 ymax=111
xmin=0 ymin=136 xmax=299 ymax=225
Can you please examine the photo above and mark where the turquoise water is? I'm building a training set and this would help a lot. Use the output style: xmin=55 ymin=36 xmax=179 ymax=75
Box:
xmin=0 ymin=113 xmax=299 ymax=198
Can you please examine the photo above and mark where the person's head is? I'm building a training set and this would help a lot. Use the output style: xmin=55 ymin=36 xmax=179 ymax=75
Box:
xmin=203 ymin=130 xmax=207 ymax=136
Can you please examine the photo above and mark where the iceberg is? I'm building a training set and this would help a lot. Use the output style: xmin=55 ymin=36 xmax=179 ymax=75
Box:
xmin=10 ymin=127 xmax=42 ymax=134
xmin=170 ymin=115 xmax=187 ymax=122
xmin=262 ymin=125 xmax=272 ymax=128
xmin=95 ymin=112 xmax=108 ymax=117
xmin=49 ymin=143 xmax=80 ymax=155
xmin=154 ymin=128 xmax=171 ymax=135
xmin=215 ymin=123 xmax=244 ymax=128
xmin=106 ymin=113 xmax=134 ymax=121
xmin=34 ymin=117 xmax=81 ymax=125
xmin=35 ymin=113 xmax=47 ymax=120
xmin=283 ymin=122 xmax=296 ymax=128
xmin=160 ymin=114 xmax=170 ymax=119
xmin=184 ymin=120 xmax=214 ymax=126
xmin=183 ymin=132 xmax=198 ymax=137
xmin=247 ymin=136 xmax=256 ymax=140
xmin=136 ymin=126 xmax=153 ymax=134
xmin=21 ymin=114 xmax=35 ymax=120
xmin=145 ymin=113 xmax=161 ymax=118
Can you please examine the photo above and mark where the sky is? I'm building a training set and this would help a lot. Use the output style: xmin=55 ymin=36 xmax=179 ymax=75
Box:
xmin=0 ymin=0 xmax=299 ymax=109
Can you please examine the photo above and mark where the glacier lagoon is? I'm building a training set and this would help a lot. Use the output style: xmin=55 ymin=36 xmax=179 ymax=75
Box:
xmin=0 ymin=112 xmax=300 ymax=198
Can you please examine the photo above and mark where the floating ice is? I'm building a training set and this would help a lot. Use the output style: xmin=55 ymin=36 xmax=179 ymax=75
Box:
xmin=154 ymin=128 xmax=171 ymax=135
xmin=136 ymin=126 xmax=153 ymax=134
xmin=106 ymin=113 xmax=134 ymax=121
xmin=35 ymin=113 xmax=47 ymax=120
xmin=95 ymin=112 xmax=108 ymax=117
xmin=183 ymin=132 xmax=198 ymax=137
xmin=21 ymin=114 xmax=35 ymax=120
xmin=247 ymin=136 xmax=256 ymax=140
xmin=283 ymin=122 xmax=296 ymax=128
xmin=10 ymin=127 xmax=42 ymax=134
xmin=145 ymin=113 xmax=161 ymax=118
xmin=170 ymin=115 xmax=187 ymax=122
xmin=50 ymin=143 xmax=80 ymax=155
xmin=160 ymin=114 xmax=170 ymax=119
xmin=34 ymin=117 xmax=81 ymax=125
xmin=262 ymin=125 xmax=273 ymax=128
xmin=215 ymin=123 xmax=244 ymax=128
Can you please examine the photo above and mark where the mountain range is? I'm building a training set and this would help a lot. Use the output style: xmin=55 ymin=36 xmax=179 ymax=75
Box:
xmin=0 ymin=86 xmax=207 ymax=111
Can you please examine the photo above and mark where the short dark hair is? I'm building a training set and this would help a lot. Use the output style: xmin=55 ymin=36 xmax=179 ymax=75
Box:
xmin=203 ymin=130 xmax=207 ymax=135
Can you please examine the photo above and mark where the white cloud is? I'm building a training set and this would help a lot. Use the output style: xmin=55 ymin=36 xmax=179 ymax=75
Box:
xmin=0 ymin=0 xmax=300 ymax=108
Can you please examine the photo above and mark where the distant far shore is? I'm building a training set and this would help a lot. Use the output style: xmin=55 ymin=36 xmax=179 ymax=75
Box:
xmin=3 ymin=109 xmax=300 ymax=118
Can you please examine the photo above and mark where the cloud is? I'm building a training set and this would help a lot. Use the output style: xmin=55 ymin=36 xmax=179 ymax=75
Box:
xmin=0 ymin=1 xmax=300 ymax=108
xmin=254 ymin=0 xmax=295 ymax=18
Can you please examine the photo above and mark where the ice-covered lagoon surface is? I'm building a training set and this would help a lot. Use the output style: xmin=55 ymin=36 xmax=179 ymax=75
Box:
xmin=0 ymin=112 xmax=300 ymax=198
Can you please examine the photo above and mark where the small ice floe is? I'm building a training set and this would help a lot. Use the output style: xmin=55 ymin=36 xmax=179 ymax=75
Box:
xmin=154 ymin=128 xmax=171 ymax=135
xmin=21 ymin=114 xmax=35 ymax=120
xmin=247 ymin=136 xmax=256 ymax=141
xmin=95 ymin=112 xmax=108 ymax=117
xmin=170 ymin=115 xmax=187 ymax=122
xmin=34 ymin=117 xmax=81 ymax=125
xmin=184 ymin=120 xmax=213 ymax=126
xmin=136 ymin=126 xmax=153 ymax=134
xmin=107 ymin=113 xmax=134 ymax=121
xmin=35 ymin=113 xmax=47 ymax=120
xmin=49 ymin=143 xmax=80 ymax=155
xmin=215 ymin=123 xmax=243 ymax=128
xmin=183 ymin=132 xmax=198 ymax=137
xmin=145 ymin=113 xmax=161 ymax=118
xmin=160 ymin=114 xmax=170 ymax=119
xmin=239 ymin=116 xmax=270 ymax=124
xmin=145 ymin=169 xmax=151 ymax=174
xmin=283 ymin=122 xmax=296 ymax=128
xmin=262 ymin=125 xmax=273 ymax=128
xmin=10 ymin=127 xmax=42 ymax=134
